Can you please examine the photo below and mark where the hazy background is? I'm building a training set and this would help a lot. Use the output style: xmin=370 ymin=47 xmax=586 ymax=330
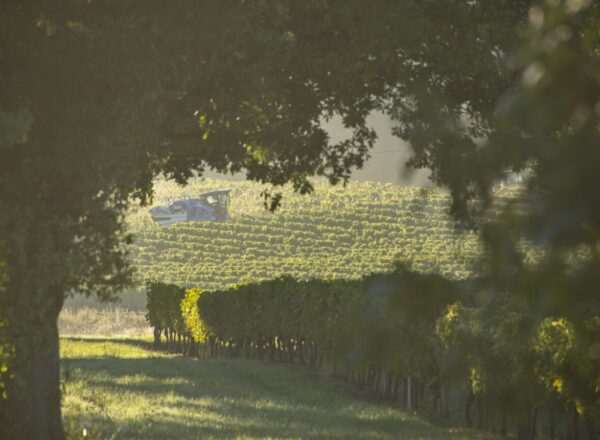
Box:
xmin=203 ymin=112 xmax=432 ymax=185
xmin=60 ymin=112 xmax=431 ymax=324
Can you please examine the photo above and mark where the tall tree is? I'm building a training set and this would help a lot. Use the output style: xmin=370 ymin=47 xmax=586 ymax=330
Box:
xmin=402 ymin=1 xmax=600 ymax=431
xmin=0 ymin=0 xmax=536 ymax=438
xmin=0 ymin=1 xmax=393 ymax=437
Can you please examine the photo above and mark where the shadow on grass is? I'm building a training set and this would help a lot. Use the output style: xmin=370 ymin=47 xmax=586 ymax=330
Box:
xmin=62 ymin=336 xmax=155 ymax=351
xmin=61 ymin=348 xmax=482 ymax=440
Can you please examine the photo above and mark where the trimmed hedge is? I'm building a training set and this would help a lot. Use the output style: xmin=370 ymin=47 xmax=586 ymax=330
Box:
xmin=178 ymin=267 xmax=458 ymax=409
xmin=182 ymin=277 xmax=365 ymax=365
xmin=148 ymin=269 xmax=600 ymax=438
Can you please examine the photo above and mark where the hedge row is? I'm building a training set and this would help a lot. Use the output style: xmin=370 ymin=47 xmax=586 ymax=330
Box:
xmin=146 ymin=270 xmax=599 ymax=439
xmin=175 ymin=268 xmax=460 ymax=413
xmin=184 ymin=277 xmax=366 ymax=366
xmin=145 ymin=281 xmax=195 ymax=353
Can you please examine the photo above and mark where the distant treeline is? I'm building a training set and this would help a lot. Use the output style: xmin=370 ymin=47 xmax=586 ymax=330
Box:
xmin=146 ymin=269 xmax=599 ymax=440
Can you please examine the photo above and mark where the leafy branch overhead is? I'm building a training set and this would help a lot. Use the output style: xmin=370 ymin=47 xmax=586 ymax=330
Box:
xmin=0 ymin=0 xmax=599 ymax=438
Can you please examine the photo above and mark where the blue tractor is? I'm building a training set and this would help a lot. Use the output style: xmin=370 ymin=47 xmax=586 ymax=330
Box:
xmin=148 ymin=189 xmax=231 ymax=226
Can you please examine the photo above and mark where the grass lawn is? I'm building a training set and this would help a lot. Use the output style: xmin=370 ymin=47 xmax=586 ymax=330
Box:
xmin=60 ymin=337 xmax=495 ymax=440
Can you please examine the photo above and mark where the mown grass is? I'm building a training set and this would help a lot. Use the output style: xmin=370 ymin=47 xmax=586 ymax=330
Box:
xmin=60 ymin=338 xmax=496 ymax=440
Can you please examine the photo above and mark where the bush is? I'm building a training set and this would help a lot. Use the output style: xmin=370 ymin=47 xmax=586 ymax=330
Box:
xmin=145 ymin=282 xmax=187 ymax=350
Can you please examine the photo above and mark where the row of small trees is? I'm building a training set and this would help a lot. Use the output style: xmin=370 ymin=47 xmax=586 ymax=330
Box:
xmin=145 ymin=282 xmax=190 ymax=352
xmin=146 ymin=269 xmax=599 ymax=439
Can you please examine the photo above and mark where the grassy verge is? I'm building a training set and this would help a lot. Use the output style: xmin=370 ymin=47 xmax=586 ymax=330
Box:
xmin=59 ymin=307 xmax=151 ymax=337
xmin=60 ymin=337 xmax=496 ymax=440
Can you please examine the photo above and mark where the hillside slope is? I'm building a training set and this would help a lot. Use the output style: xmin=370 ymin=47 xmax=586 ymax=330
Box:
xmin=127 ymin=178 xmax=511 ymax=290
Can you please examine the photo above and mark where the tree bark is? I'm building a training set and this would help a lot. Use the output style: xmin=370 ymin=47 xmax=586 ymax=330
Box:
xmin=567 ymin=404 xmax=579 ymax=440
xmin=406 ymin=376 xmax=412 ymax=411
xmin=501 ymin=407 xmax=508 ymax=438
xmin=153 ymin=326 xmax=162 ymax=349
xmin=465 ymin=389 xmax=475 ymax=427
xmin=0 ymin=292 xmax=64 ymax=440
xmin=476 ymin=396 xmax=484 ymax=429
xmin=586 ymin=413 xmax=596 ymax=440
xmin=440 ymin=383 xmax=450 ymax=418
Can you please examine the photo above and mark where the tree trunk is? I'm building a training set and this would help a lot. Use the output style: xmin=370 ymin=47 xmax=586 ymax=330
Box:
xmin=501 ymin=406 xmax=508 ymax=438
xmin=297 ymin=340 xmax=305 ymax=365
xmin=406 ymin=376 xmax=412 ymax=411
xmin=566 ymin=404 xmax=579 ymax=440
xmin=586 ymin=413 xmax=596 ymax=440
xmin=573 ymin=405 xmax=579 ymax=440
xmin=476 ymin=396 xmax=484 ymax=429
xmin=153 ymin=327 xmax=162 ymax=349
xmin=530 ymin=406 xmax=539 ymax=440
xmin=0 ymin=292 xmax=64 ymax=440
xmin=440 ymin=383 xmax=450 ymax=418
xmin=465 ymin=389 xmax=475 ymax=427
xmin=392 ymin=374 xmax=401 ymax=403
xmin=517 ymin=405 xmax=538 ymax=440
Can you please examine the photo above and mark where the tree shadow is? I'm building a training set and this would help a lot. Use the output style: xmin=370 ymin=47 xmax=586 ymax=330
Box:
xmin=62 ymin=336 xmax=155 ymax=351
xmin=61 ymin=350 xmax=480 ymax=440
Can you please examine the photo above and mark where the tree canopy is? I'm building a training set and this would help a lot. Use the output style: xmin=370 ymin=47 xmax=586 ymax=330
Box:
xmin=1 ymin=0 xmax=599 ymax=438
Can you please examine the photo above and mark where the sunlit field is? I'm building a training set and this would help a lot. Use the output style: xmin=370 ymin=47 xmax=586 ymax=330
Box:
xmin=59 ymin=307 xmax=151 ymax=337
xmin=60 ymin=338 xmax=496 ymax=440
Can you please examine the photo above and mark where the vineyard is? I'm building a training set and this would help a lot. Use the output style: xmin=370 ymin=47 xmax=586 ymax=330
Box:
xmin=127 ymin=178 xmax=521 ymax=289
xmin=145 ymin=269 xmax=600 ymax=439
